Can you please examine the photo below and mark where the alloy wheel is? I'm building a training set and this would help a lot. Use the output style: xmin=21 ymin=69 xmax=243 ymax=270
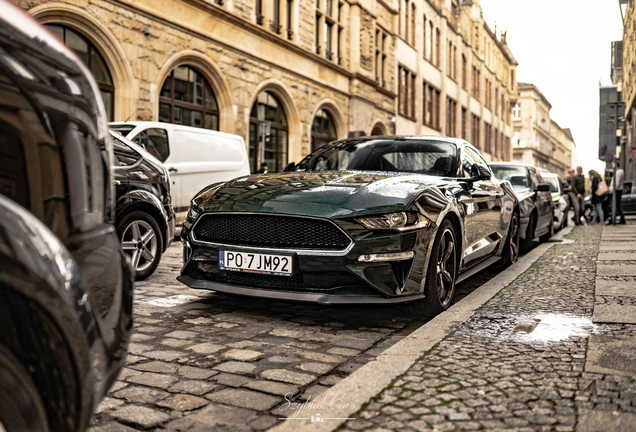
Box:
xmin=436 ymin=228 xmax=456 ymax=308
xmin=121 ymin=219 xmax=158 ymax=273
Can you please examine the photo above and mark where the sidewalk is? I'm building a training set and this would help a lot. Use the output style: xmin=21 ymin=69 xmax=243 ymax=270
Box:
xmin=270 ymin=218 xmax=636 ymax=432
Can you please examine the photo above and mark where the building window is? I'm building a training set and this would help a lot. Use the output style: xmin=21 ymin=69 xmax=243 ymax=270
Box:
xmin=484 ymin=122 xmax=492 ymax=154
xmin=316 ymin=0 xmax=342 ymax=61
xmin=453 ymin=45 xmax=457 ymax=80
xmin=446 ymin=97 xmax=457 ymax=137
xmin=472 ymin=114 xmax=480 ymax=148
xmin=287 ymin=0 xmax=294 ymax=39
xmin=494 ymin=127 xmax=499 ymax=158
xmin=376 ymin=29 xmax=387 ymax=87
xmin=427 ymin=22 xmax=434 ymax=62
xmin=472 ymin=65 xmax=480 ymax=99
xmin=46 ymin=25 xmax=115 ymax=120
xmin=411 ymin=3 xmax=416 ymax=45
xmin=256 ymin=0 xmax=264 ymax=24
xmin=461 ymin=54 xmax=467 ymax=89
xmin=505 ymin=136 xmax=511 ymax=159
xmin=159 ymin=65 xmax=219 ymax=130
xmin=484 ymin=78 xmax=491 ymax=109
xmin=311 ymin=108 xmax=337 ymax=151
xmin=422 ymin=14 xmax=427 ymax=59
xmin=398 ymin=66 xmax=416 ymax=119
xmin=512 ymin=102 xmax=521 ymax=120
xmin=495 ymin=88 xmax=499 ymax=115
xmin=461 ymin=106 xmax=467 ymax=139
xmin=249 ymin=91 xmax=288 ymax=172
xmin=513 ymin=131 xmax=521 ymax=146
xmin=435 ymin=28 xmax=441 ymax=67
xmin=423 ymin=81 xmax=440 ymax=129
xmin=270 ymin=0 xmax=282 ymax=33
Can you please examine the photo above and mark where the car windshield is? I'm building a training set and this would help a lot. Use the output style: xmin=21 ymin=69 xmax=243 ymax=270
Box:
xmin=296 ymin=139 xmax=457 ymax=177
xmin=491 ymin=166 xmax=529 ymax=189
xmin=543 ymin=176 xmax=560 ymax=193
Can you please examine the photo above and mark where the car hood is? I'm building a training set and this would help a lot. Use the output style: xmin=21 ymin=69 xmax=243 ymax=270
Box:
xmin=192 ymin=171 xmax=445 ymax=218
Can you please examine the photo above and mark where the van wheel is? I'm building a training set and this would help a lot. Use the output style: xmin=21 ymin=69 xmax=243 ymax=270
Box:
xmin=118 ymin=211 xmax=163 ymax=280
xmin=0 ymin=344 xmax=50 ymax=432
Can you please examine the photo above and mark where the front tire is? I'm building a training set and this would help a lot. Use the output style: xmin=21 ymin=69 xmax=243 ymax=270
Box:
xmin=0 ymin=345 xmax=50 ymax=432
xmin=408 ymin=220 xmax=458 ymax=318
xmin=500 ymin=211 xmax=520 ymax=268
xmin=117 ymin=211 xmax=163 ymax=281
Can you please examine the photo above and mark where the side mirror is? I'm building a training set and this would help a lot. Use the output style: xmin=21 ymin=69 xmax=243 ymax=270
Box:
xmin=537 ymin=184 xmax=550 ymax=192
xmin=281 ymin=161 xmax=296 ymax=172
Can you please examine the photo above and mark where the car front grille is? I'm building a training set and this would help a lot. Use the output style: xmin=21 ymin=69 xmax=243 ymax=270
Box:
xmin=193 ymin=214 xmax=352 ymax=251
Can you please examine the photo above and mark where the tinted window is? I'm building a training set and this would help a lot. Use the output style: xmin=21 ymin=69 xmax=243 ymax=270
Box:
xmin=624 ymin=181 xmax=633 ymax=195
xmin=543 ymin=176 xmax=560 ymax=193
xmin=297 ymin=139 xmax=457 ymax=176
xmin=491 ymin=166 xmax=529 ymax=189
xmin=460 ymin=148 xmax=480 ymax=178
xmin=112 ymin=135 xmax=140 ymax=166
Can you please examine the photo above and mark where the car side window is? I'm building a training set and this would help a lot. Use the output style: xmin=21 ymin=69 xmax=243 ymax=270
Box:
xmin=112 ymin=136 xmax=140 ymax=166
xmin=460 ymin=149 xmax=478 ymax=178
xmin=464 ymin=146 xmax=492 ymax=178
xmin=624 ymin=181 xmax=633 ymax=195
xmin=530 ymin=169 xmax=544 ymax=190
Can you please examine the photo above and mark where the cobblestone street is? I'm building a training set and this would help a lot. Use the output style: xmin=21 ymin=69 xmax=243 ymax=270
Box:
xmin=89 ymin=221 xmax=636 ymax=432
xmin=90 ymin=239 xmax=496 ymax=431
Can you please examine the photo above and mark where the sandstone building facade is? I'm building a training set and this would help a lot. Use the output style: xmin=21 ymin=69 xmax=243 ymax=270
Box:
xmin=619 ymin=0 xmax=635 ymax=181
xmin=15 ymin=0 xmax=518 ymax=172
xmin=511 ymin=83 xmax=575 ymax=177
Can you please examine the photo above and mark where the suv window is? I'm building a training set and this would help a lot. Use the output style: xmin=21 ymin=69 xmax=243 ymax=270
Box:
xmin=529 ymin=168 xmax=544 ymax=190
xmin=132 ymin=128 xmax=169 ymax=162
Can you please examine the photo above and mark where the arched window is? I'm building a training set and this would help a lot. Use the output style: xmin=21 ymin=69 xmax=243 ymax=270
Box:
xmin=371 ymin=125 xmax=384 ymax=136
xmin=249 ymin=91 xmax=288 ymax=172
xmin=311 ymin=108 xmax=337 ymax=151
xmin=45 ymin=24 xmax=114 ymax=120
xmin=159 ymin=66 xmax=219 ymax=130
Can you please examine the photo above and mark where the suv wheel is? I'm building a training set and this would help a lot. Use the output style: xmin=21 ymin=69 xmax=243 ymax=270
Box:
xmin=118 ymin=211 xmax=163 ymax=280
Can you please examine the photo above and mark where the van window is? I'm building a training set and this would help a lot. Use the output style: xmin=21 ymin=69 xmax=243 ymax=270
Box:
xmin=110 ymin=124 xmax=135 ymax=136
xmin=133 ymin=128 xmax=169 ymax=162
xmin=112 ymin=135 xmax=140 ymax=166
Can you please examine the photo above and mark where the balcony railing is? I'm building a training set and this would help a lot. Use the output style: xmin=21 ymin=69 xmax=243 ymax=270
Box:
xmin=270 ymin=20 xmax=282 ymax=34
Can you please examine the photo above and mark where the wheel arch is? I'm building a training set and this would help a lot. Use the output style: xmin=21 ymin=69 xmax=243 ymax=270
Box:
xmin=116 ymin=200 xmax=168 ymax=252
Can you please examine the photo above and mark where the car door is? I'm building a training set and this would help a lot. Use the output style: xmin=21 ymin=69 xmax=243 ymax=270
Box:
xmin=457 ymin=146 xmax=502 ymax=266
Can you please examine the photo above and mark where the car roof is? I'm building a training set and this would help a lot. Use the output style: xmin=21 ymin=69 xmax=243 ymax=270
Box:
xmin=330 ymin=135 xmax=471 ymax=148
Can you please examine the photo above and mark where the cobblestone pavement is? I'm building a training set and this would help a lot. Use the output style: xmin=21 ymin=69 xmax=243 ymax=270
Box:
xmin=89 ymin=239 xmax=498 ymax=431
xmin=336 ymin=223 xmax=636 ymax=432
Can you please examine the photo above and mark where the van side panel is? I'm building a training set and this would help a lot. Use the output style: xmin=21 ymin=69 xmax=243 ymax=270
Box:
xmin=173 ymin=129 xmax=250 ymax=210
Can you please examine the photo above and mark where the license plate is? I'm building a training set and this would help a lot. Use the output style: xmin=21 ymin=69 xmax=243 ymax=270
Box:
xmin=219 ymin=250 xmax=293 ymax=276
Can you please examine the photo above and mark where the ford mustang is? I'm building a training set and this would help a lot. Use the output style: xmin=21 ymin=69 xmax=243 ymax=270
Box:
xmin=178 ymin=136 xmax=519 ymax=317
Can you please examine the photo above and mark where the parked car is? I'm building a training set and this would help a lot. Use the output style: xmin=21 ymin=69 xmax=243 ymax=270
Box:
xmin=490 ymin=162 xmax=554 ymax=252
xmin=0 ymin=2 xmax=133 ymax=431
xmin=541 ymin=172 xmax=569 ymax=231
xmin=109 ymin=121 xmax=250 ymax=222
xmin=111 ymin=130 xmax=175 ymax=280
xmin=178 ymin=136 xmax=519 ymax=318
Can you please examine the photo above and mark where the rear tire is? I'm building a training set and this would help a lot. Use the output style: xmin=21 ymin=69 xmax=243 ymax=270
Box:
xmin=0 ymin=344 xmax=50 ymax=432
xmin=500 ymin=212 xmax=520 ymax=268
xmin=520 ymin=213 xmax=535 ymax=254
xmin=407 ymin=220 xmax=457 ymax=318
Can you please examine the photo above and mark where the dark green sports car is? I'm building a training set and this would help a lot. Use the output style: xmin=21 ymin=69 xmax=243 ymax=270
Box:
xmin=178 ymin=136 xmax=520 ymax=317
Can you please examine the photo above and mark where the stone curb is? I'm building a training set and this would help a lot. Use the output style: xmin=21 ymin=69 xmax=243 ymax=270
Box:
xmin=269 ymin=226 xmax=572 ymax=432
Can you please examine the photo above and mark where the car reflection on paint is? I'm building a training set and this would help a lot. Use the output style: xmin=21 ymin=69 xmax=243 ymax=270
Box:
xmin=179 ymin=136 xmax=520 ymax=318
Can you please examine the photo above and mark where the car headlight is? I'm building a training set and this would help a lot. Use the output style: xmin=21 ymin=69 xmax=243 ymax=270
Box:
xmin=186 ymin=206 xmax=201 ymax=222
xmin=356 ymin=212 xmax=429 ymax=231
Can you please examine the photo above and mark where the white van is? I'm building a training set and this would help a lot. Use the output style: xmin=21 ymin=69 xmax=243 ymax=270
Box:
xmin=109 ymin=121 xmax=250 ymax=221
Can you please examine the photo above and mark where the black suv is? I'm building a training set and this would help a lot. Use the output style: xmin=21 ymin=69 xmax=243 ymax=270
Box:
xmin=111 ymin=131 xmax=175 ymax=280
xmin=0 ymin=3 xmax=133 ymax=431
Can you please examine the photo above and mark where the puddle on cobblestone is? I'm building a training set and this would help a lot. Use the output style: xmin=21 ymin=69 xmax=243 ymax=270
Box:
xmin=511 ymin=313 xmax=595 ymax=342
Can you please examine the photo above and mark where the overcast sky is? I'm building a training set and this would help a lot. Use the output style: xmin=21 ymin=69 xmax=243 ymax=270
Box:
xmin=478 ymin=0 xmax=623 ymax=172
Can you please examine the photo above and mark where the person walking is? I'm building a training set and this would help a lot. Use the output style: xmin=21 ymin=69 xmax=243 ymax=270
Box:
xmin=589 ymin=169 xmax=606 ymax=225
xmin=570 ymin=166 xmax=586 ymax=225
xmin=609 ymin=161 xmax=627 ymax=224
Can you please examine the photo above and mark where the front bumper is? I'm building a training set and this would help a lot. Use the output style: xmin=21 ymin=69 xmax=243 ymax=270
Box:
xmin=178 ymin=216 xmax=435 ymax=302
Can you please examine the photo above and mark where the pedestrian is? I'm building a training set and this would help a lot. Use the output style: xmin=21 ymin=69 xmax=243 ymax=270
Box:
xmin=256 ymin=162 xmax=268 ymax=174
xmin=609 ymin=161 xmax=627 ymax=224
xmin=589 ymin=169 xmax=607 ymax=225
xmin=570 ymin=166 xmax=586 ymax=225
